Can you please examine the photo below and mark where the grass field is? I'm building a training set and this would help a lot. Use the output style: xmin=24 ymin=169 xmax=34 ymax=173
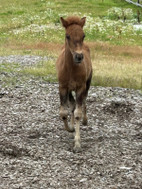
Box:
xmin=0 ymin=0 xmax=142 ymax=90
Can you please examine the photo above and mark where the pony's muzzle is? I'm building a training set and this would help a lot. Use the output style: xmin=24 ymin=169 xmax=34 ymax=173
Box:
xmin=74 ymin=53 xmax=84 ymax=64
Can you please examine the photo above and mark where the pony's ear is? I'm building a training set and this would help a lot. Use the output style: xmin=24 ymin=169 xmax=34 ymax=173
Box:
xmin=80 ymin=17 xmax=86 ymax=27
xmin=60 ymin=17 xmax=68 ymax=28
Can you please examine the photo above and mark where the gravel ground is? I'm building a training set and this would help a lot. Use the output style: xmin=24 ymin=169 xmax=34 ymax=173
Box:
xmin=0 ymin=55 xmax=49 ymax=66
xmin=0 ymin=56 xmax=142 ymax=189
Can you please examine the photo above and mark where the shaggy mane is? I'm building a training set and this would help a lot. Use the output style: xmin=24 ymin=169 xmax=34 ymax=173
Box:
xmin=66 ymin=16 xmax=82 ymax=26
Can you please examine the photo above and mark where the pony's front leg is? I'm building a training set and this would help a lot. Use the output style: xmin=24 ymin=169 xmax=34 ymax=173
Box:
xmin=59 ymin=86 xmax=74 ymax=132
xmin=69 ymin=92 xmax=75 ymax=132
xmin=82 ymin=100 xmax=88 ymax=126
xmin=73 ymin=87 xmax=86 ymax=152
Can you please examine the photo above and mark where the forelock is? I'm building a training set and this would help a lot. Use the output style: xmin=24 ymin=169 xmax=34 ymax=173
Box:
xmin=65 ymin=16 xmax=82 ymax=27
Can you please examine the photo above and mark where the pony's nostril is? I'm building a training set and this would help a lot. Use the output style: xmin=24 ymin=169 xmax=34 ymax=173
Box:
xmin=80 ymin=53 xmax=83 ymax=60
xmin=78 ymin=56 xmax=81 ymax=61
xmin=75 ymin=53 xmax=83 ymax=62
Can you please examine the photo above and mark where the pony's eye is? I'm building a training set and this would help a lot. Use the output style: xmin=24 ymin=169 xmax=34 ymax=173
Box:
xmin=66 ymin=34 xmax=70 ymax=40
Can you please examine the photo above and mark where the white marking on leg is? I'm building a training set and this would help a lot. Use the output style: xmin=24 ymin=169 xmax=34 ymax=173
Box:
xmin=74 ymin=121 xmax=81 ymax=148
xmin=74 ymin=106 xmax=82 ymax=150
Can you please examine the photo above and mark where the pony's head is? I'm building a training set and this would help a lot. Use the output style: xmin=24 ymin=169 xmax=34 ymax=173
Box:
xmin=61 ymin=16 xmax=86 ymax=64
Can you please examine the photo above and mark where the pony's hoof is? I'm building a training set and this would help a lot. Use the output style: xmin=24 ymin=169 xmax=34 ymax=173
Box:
xmin=68 ymin=125 xmax=75 ymax=133
xmin=73 ymin=145 xmax=81 ymax=153
xmin=66 ymin=128 xmax=75 ymax=133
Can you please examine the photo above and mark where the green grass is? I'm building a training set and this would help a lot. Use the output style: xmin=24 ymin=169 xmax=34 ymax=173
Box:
xmin=0 ymin=62 xmax=19 ymax=72
xmin=23 ymin=59 xmax=57 ymax=83
xmin=22 ymin=53 xmax=142 ymax=90
xmin=0 ymin=0 xmax=142 ymax=46
xmin=0 ymin=44 xmax=142 ymax=90
xmin=92 ymin=57 xmax=142 ymax=90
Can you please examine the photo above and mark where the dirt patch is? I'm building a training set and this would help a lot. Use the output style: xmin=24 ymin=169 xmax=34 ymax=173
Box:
xmin=0 ymin=80 xmax=142 ymax=189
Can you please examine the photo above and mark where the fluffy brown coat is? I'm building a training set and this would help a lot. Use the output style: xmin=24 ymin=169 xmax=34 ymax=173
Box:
xmin=56 ymin=16 xmax=92 ymax=152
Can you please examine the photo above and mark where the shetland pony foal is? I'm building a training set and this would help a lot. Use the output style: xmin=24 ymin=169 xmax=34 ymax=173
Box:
xmin=56 ymin=16 xmax=92 ymax=152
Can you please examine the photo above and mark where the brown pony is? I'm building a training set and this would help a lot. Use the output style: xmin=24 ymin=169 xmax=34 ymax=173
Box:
xmin=56 ymin=16 xmax=92 ymax=152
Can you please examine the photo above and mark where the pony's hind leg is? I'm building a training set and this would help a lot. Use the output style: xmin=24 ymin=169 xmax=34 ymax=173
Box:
xmin=59 ymin=86 xmax=74 ymax=132
xmin=69 ymin=92 xmax=75 ymax=132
